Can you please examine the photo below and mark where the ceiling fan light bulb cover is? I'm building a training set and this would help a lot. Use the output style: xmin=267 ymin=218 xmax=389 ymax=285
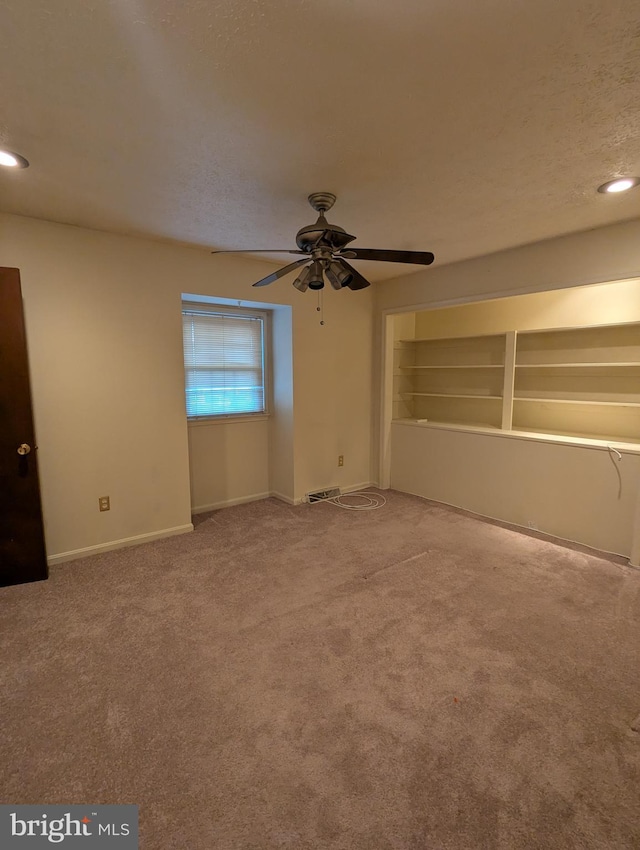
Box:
xmin=307 ymin=259 xmax=325 ymax=290
xmin=326 ymin=260 xmax=353 ymax=289
xmin=325 ymin=268 xmax=343 ymax=290
xmin=292 ymin=265 xmax=312 ymax=292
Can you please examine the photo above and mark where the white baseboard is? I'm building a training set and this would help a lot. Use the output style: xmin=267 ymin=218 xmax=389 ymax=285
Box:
xmin=47 ymin=523 xmax=194 ymax=565
xmin=193 ymin=484 xmax=379 ymax=512
xmin=46 ymin=483 xmax=385 ymax=566
xmin=343 ymin=481 xmax=378 ymax=494
xmin=191 ymin=491 xmax=272 ymax=514
xmin=270 ymin=490 xmax=296 ymax=505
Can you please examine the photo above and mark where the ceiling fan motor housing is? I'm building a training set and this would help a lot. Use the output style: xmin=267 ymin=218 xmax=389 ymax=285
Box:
xmin=295 ymin=216 xmax=350 ymax=252
xmin=295 ymin=192 xmax=357 ymax=253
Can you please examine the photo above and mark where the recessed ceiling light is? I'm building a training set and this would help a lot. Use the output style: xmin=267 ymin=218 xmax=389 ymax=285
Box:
xmin=0 ymin=149 xmax=29 ymax=168
xmin=597 ymin=177 xmax=639 ymax=194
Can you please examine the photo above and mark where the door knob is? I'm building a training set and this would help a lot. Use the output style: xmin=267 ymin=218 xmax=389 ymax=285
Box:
xmin=17 ymin=443 xmax=31 ymax=456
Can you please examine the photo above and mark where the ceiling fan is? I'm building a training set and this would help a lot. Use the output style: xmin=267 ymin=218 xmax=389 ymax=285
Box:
xmin=211 ymin=192 xmax=435 ymax=292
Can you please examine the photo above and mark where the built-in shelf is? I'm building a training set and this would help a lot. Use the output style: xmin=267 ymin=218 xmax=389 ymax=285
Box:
xmin=395 ymin=418 xmax=502 ymax=432
xmin=513 ymin=397 xmax=640 ymax=408
xmin=400 ymin=364 xmax=504 ymax=370
xmin=398 ymin=333 xmax=506 ymax=343
xmin=393 ymin=332 xmax=507 ymax=428
xmin=392 ymin=418 xmax=640 ymax=449
xmin=393 ymin=319 xmax=640 ymax=444
xmin=403 ymin=392 xmax=502 ymax=400
xmin=515 ymin=361 xmax=640 ymax=368
xmin=508 ymin=424 xmax=640 ymax=445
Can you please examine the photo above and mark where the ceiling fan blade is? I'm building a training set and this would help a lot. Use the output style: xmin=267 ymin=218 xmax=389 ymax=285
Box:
xmin=336 ymin=259 xmax=371 ymax=291
xmin=252 ymin=258 xmax=310 ymax=287
xmin=212 ymin=249 xmax=306 ymax=255
xmin=340 ymin=248 xmax=435 ymax=265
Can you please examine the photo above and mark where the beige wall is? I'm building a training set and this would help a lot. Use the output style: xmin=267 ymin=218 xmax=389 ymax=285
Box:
xmin=391 ymin=423 xmax=640 ymax=557
xmin=376 ymin=220 xmax=640 ymax=560
xmin=413 ymin=277 xmax=640 ymax=338
xmin=376 ymin=218 xmax=640 ymax=313
xmin=269 ymin=305 xmax=295 ymax=502
xmin=293 ymin=291 xmax=374 ymax=497
xmin=0 ymin=213 xmax=374 ymax=561
xmin=181 ymin=298 xmax=292 ymax=512
xmin=188 ymin=419 xmax=270 ymax=512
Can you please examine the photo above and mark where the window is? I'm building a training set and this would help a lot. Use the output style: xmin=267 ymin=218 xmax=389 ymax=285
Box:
xmin=182 ymin=306 xmax=268 ymax=419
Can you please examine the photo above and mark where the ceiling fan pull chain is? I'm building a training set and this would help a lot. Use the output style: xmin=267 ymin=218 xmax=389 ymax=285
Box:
xmin=317 ymin=289 xmax=325 ymax=326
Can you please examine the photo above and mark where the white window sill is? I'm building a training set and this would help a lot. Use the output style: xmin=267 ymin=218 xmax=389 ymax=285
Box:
xmin=187 ymin=413 xmax=270 ymax=427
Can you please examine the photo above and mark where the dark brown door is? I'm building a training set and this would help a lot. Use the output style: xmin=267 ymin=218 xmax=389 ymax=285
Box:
xmin=0 ymin=267 xmax=48 ymax=586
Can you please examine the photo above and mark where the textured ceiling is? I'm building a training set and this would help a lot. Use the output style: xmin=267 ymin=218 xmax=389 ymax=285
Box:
xmin=1 ymin=0 xmax=640 ymax=282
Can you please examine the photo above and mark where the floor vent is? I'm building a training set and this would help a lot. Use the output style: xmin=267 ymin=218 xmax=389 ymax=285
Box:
xmin=307 ymin=488 xmax=341 ymax=503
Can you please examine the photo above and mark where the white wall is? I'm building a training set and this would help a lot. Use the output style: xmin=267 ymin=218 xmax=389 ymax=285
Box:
xmin=0 ymin=213 xmax=374 ymax=561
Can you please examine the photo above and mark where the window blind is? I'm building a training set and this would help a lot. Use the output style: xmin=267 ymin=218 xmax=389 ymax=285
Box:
xmin=182 ymin=310 xmax=265 ymax=418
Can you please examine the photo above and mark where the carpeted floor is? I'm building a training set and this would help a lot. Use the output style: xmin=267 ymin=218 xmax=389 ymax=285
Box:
xmin=1 ymin=490 xmax=639 ymax=849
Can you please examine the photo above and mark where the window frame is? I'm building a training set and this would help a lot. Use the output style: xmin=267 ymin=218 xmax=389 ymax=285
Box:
xmin=181 ymin=303 xmax=271 ymax=423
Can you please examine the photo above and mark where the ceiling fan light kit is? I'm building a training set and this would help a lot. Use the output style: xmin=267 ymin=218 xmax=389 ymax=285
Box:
xmin=325 ymin=259 xmax=353 ymax=290
xmin=307 ymin=259 xmax=325 ymax=291
xmin=212 ymin=193 xmax=435 ymax=292
xmin=292 ymin=265 xmax=312 ymax=293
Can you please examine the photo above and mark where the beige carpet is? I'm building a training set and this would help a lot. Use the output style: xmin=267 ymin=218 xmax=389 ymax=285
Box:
xmin=1 ymin=491 xmax=639 ymax=849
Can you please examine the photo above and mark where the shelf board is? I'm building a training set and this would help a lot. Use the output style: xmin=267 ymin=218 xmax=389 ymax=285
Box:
xmin=515 ymin=361 xmax=640 ymax=368
xmin=516 ymin=320 xmax=640 ymax=336
xmin=513 ymin=397 xmax=640 ymax=408
xmin=394 ymin=418 xmax=502 ymax=431
xmin=511 ymin=425 xmax=640 ymax=445
xmin=392 ymin=419 xmax=640 ymax=450
xmin=398 ymin=333 xmax=506 ymax=344
xmin=403 ymin=392 xmax=503 ymax=400
xmin=400 ymin=364 xmax=504 ymax=370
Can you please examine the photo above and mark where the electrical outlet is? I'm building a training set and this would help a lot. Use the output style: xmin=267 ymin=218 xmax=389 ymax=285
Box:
xmin=99 ymin=496 xmax=110 ymax=512
xmin=338 ymin=455 xmax=344 ymax=467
